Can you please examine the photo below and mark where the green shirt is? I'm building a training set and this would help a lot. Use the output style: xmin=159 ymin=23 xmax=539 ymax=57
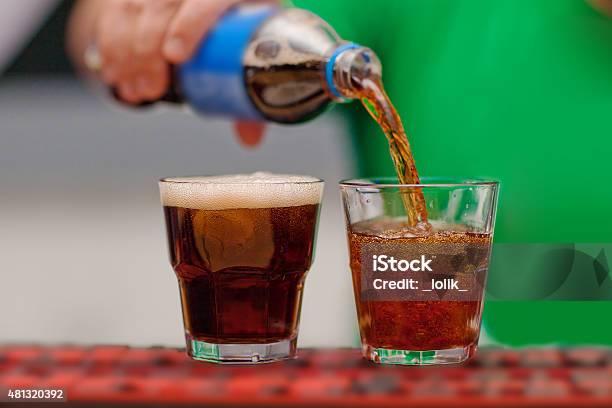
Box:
xmin=295 ymin=0 xmax=612 ymax=345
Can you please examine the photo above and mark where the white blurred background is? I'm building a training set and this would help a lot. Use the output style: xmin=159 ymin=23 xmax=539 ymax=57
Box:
xmin=0 ymin=77 xmax=361 ymax=348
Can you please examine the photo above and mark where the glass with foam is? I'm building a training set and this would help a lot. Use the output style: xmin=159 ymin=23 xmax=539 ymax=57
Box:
xmin=159 ymin=173 xmax=323 ymax=363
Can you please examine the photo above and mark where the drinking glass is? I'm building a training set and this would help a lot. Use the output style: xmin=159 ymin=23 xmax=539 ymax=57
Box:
xmin=160 ymin=174 xmax=323 ymax=363
xmin=341 ymin=177 xmax=499 ymax=365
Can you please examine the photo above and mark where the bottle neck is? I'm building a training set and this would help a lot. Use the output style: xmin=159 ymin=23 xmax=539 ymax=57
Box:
xmin=326 ymin=43 xmax=382 ymax=101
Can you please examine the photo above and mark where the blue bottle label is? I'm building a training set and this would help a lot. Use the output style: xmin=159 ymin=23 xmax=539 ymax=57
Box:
xmin=178 ymin=5 xmax=277 ymax=121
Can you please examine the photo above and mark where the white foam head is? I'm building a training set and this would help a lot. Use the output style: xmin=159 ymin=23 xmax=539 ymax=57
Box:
xmin=159 ymin=172 xmax=324 ymax=210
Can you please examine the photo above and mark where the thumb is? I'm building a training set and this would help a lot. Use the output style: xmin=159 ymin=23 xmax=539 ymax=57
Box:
xmin=234 ymin=121 xmax=266 ymax=148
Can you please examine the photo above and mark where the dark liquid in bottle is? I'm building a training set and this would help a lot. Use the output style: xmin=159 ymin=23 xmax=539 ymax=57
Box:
xmin=164 ymin=204 xmax=319 ymax=344
xmin=244 ymin=62 xmax=332 ymax=124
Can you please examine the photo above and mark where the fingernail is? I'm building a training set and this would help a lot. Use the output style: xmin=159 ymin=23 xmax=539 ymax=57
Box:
xmin=121 ymin=83 xmax=137 ymax=99
xmin=164 ymin=37 xmax=185 ymax=60
xmin=137 ymin=76 xmax=151 ymax=93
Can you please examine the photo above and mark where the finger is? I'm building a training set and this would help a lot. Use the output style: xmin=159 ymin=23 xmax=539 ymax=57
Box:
xmin=234 ymin=121 xmax=266 ymax=148
xmin=134 ymin=59 xmax=170 ymax=100
xmin=118 ymin=81 xmax=141 ymax=104
xmin=163 ymin=0 xmax=243 ymax=63
xmin=132 ymin=0 xmax=180 ymax=100
xmin=132 ymin=0 xmax=177 ymax=101
xmin=98 ymin=0 xmax=143 ymax=85
xmin=134 ymin=0 xmax=182 ymax=58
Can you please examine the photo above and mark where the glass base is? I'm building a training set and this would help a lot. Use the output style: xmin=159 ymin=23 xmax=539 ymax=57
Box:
xmin=186 ymin=335 xmax=297 ymax=364
xmin=362 ymin=343 xmax=477 ymax=365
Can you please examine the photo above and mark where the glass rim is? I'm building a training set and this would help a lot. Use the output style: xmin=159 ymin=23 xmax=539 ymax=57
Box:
xmin=159 ymin=175 xmax=325 ymax=186
xmin=339 ymin=176 xmax=499 ymax=188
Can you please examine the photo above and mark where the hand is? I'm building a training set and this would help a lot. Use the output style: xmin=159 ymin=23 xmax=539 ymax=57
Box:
xmin=97 ymin=0 xmax=240 ymax=103
xmin=589 ymin=0 xmax=612 ymax=16
xmin=93 ymin=0 xmax=266 ymax=145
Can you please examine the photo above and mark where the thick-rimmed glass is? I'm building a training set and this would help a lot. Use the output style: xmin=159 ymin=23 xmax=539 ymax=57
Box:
xmin=160 ymin=175 xmax=324 ymax=364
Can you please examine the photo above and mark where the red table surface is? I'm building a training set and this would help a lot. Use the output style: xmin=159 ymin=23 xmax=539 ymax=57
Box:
xmin=1 ymin=346 xmax=612 ymax=407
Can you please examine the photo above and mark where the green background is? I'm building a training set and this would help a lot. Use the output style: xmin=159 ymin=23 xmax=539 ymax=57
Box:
xmin=295 ymin=0 xmax=612 ymax=346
